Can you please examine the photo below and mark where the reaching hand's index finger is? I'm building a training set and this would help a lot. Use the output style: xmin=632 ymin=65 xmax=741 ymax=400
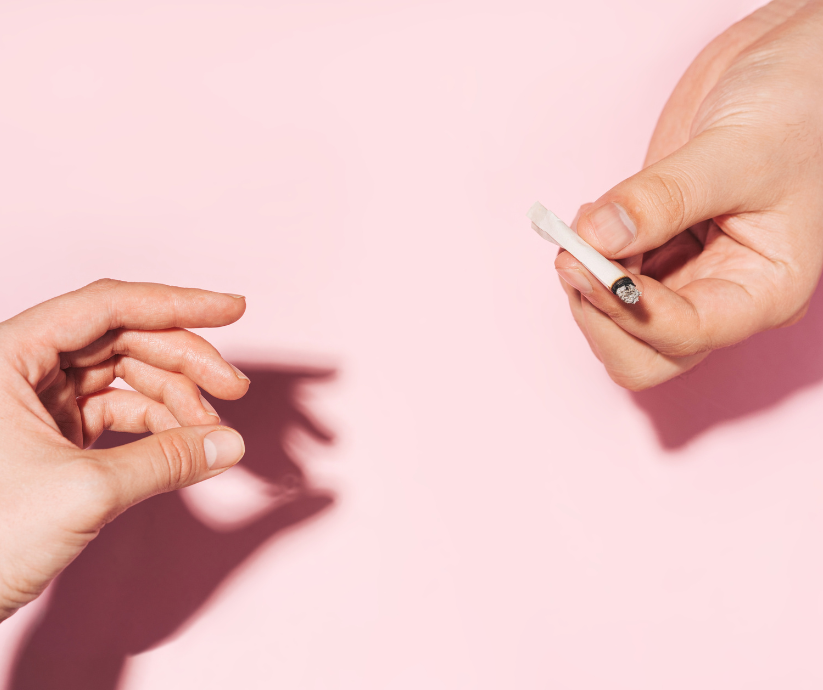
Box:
xmin=4 ymin=280 xmax=246 ymax=355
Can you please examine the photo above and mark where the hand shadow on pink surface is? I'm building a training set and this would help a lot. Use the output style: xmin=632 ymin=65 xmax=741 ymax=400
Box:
xmin=7 ymin=363 xmax=337 ymax=690
xmin=631 ymin=281 xmax=823 ymax=449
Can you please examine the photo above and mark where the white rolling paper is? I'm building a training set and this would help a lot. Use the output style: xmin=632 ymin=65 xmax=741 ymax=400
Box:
xmin=527 ymin=201 xmax=640 ymax=304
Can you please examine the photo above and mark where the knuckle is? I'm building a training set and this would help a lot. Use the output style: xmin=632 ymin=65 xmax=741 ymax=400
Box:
xmin=158 ymin=370 xmax=194 ymax=406
xmin=112 ymin=354 xmax=127 ymax=378
xmin=83 ymin=278 xmax=122 ymax=293
xmin=657 ymin=337 xmax=705 ymax=359
xmin=108 ymin=328 xmax=131 ymax=355
xmin=178 ymin=334 xmax=216 ymax=371
xmin=156 ymin=369 xmax=174 ymax=400
xmin=604 ymin=350 xmax=660 ymax=392
xmin=155 ymin=433 xmax=200 ymax=490
xmin=780 ymin=300 xmax=810 ymax=328
xmin=637 ymin=169 xmax=695 ymax=232
xmin=655 ymin=299 xmax=708 ymax=358
xmin=66 ymin=458 xmax=120 ymax=521
xmin=145 ymin=404 xmax=180 ymax=433
xmin=608 ymin=367 xmax=656 ymax=392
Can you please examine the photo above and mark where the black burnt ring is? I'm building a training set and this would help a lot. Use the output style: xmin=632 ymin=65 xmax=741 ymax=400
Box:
xmin=611 ymin=276 xmax=635 ymax=295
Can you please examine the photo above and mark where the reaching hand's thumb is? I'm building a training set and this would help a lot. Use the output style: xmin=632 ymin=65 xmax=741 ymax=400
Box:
xmin=576 ymin=128 xmax=766 ymax=258
xmin=91 ymin=425 xmax=245 ymax=510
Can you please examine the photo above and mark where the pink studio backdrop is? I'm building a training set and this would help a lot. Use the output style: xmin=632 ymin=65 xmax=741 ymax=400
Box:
xmin=2 ymin=1 xmax=822 ymax=688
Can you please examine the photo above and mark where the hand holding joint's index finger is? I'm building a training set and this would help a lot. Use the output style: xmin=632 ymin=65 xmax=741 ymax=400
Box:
xmin=554 ymin=248 xmax=780 ymax=360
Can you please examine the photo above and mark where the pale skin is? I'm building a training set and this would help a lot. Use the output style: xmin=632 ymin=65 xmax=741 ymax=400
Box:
xmin=3 ymin=0 xmax=823 ymax=625
xmin=556 ymin=0 xmax=823 ymax=390
xmin=0 ymin=280 xmax=249 ymax=621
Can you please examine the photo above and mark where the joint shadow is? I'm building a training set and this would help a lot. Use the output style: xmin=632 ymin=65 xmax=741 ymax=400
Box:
xmin=7 ymin=362 xmax=337 ymax=690
xmin=632 ymin=279 xmax=823 ymax=449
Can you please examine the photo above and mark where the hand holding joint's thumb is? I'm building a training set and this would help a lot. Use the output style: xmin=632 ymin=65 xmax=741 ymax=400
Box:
xmin=576 ymin=129 xmax=760 ymax=258
xmin=578 ymin=202 xmax=638 ymax=256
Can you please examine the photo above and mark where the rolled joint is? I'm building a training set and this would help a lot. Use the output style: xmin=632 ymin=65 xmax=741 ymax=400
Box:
xmin=611 ymin=277 xmax=641 ymax=305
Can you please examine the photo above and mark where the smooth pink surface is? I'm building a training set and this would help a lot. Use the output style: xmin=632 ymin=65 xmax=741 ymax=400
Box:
xmin=3 ymin=1 xmax=822 ymax=688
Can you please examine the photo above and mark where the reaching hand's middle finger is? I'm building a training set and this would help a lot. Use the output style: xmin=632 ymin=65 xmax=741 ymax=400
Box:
xmin=61 ymin=327 xmax=250 ymax=397
xmin=72 ymin=356 xmax=221 ymax=427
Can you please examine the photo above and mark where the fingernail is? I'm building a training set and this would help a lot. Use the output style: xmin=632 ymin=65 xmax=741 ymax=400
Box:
xmin=199 ymin=394 xmax=220 ymax=419
xmin=570 ymin=203 xmax=593 ymax=232
xmin=204 ymin=429 xmax=245 ymax=470
xmin=586 ymin=202 xmax=637 ymax=254
xmin=224 ymin=293 xmax=245 ymax=299
xmin=556 ymin=268 xmax=593 ymax=294
xmin=230 ymin=363 xmax=250 ymax=382
xmin=570 ymin=209 xmax=582 ymax=232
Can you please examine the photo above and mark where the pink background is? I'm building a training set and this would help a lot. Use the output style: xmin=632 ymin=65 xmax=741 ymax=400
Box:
xmin=2 ymin=0 xmax=822 ymax=687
